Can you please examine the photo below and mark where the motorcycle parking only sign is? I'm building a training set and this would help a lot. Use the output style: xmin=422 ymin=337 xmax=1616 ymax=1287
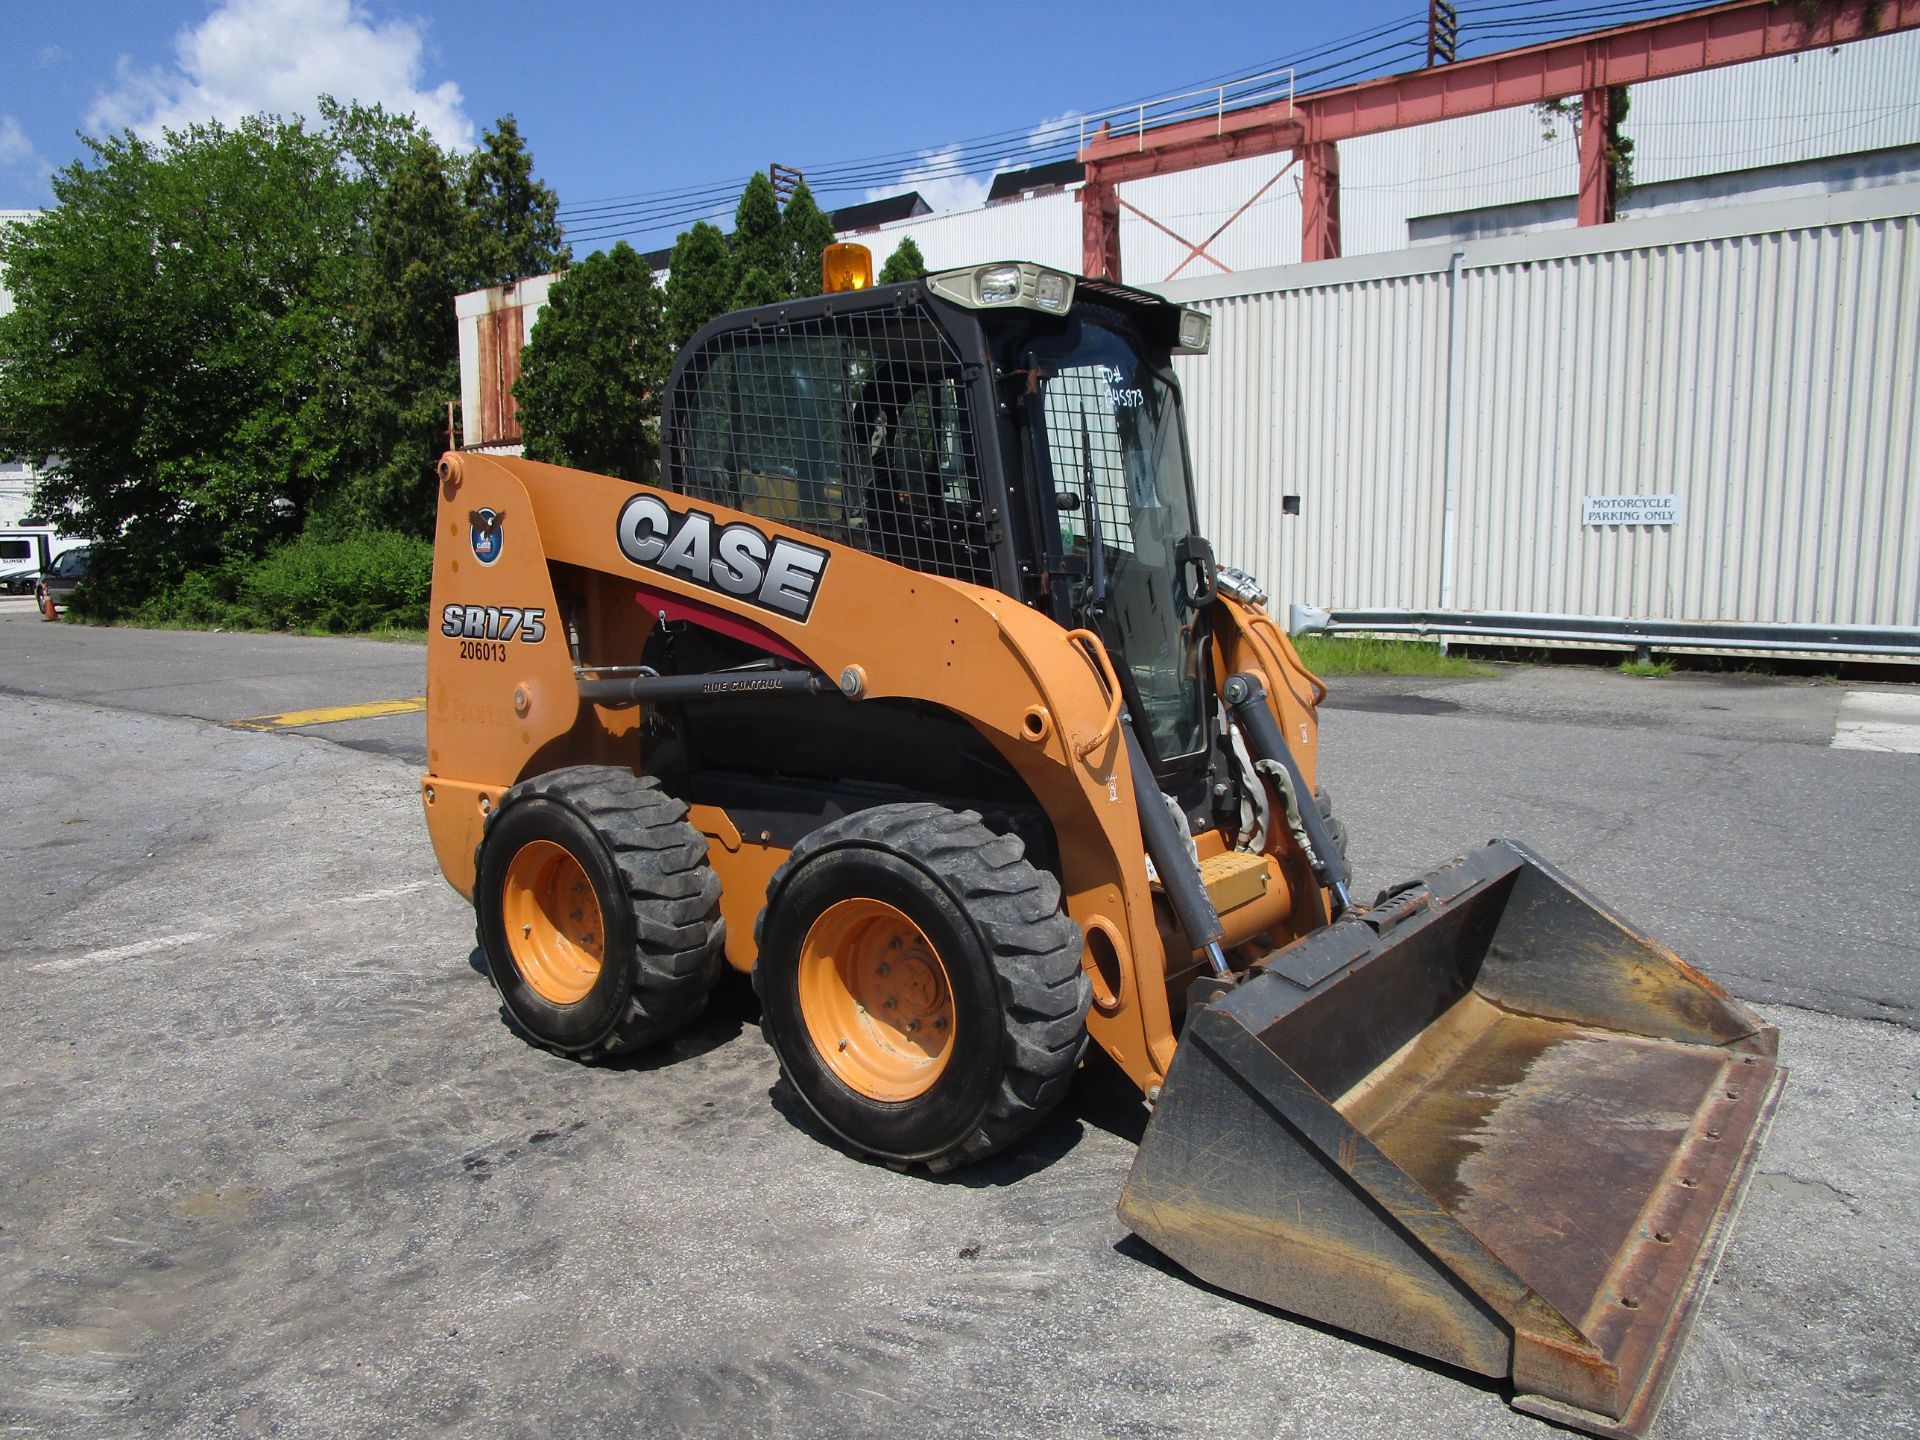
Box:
xmin=1583 ymin=493 xmax=1681 ymax=526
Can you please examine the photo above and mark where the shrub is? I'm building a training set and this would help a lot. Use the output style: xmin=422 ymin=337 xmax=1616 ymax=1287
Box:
xmin=238 ymin=531 xmax=433 ymax=631
xmin=133 ymin=531 xmax=432 ymax=632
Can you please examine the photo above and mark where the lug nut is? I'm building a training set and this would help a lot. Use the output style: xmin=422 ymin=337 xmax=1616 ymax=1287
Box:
xmin=882 ymin=997 xmax=896 ymax=1010
xmin=907 ymin=1020 xmax=921 ymax=1033
xmin=875 ymin=962 xmax=890 ymax=976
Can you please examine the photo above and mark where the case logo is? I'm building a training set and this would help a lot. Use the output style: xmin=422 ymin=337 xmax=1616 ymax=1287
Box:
xmin=616 ymin=494 xmax=828 ymax=621
xmin=469 ymin=508 xmax=505 ymax=565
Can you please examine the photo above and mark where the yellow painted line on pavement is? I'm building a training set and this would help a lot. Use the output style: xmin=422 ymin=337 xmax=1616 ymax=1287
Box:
xmin=230 ymin=696 xmax=426 ymax=731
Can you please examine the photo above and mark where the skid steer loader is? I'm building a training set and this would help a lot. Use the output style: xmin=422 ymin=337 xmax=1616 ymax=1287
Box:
xmin=422 ymin=244 xmax=1781 ymax=1436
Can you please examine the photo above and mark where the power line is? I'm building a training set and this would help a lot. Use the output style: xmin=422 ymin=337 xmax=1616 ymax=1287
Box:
xmin=557 ymin=0 xmax=1725 ymax=248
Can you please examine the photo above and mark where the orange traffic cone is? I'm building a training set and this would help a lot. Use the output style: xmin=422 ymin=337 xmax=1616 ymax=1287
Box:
xmin=37 ymin=585 xmax=57 ymax=622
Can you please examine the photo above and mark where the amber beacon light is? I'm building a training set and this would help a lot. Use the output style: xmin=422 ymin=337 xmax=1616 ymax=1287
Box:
xmin=821 ymin=242 xmax=874 ymax=293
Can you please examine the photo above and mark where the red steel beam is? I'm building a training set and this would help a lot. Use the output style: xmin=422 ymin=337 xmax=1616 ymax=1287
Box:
xmin=1078 ymin=0 xmax=1919 ymax=272
xmin=1578 ymin=87 xmax=1617 ymax=226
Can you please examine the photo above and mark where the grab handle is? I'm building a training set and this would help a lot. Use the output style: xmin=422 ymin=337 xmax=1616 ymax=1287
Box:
xmin=1066 ymin=628 xmax=1125 ymax=760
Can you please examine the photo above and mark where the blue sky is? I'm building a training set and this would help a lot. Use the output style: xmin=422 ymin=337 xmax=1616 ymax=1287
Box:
xmin=2 ymin=0 xmax=1702 ymax=250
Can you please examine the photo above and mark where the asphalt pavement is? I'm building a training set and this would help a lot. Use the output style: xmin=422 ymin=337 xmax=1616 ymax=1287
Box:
xmin=2 ymin=603 xmax=1916 ymax=1438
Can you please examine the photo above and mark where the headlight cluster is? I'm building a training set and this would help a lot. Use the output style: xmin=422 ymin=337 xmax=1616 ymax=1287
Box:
xmin=928 ymin=262 xmax=1076 ymax=315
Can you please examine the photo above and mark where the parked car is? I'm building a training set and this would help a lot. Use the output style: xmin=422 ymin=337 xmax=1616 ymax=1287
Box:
xmin=35 ymin=546 xmax=91 ymax=613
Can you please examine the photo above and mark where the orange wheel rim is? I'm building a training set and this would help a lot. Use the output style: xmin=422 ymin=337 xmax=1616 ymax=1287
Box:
xmin=501 ymin=840 xmax=605 ymax=1005
xmin=797 ymin=897 xmax=955 ymax=1102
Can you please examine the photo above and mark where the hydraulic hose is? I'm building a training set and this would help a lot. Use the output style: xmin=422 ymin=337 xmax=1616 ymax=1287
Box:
xmin=1221 ymin=672 xmax=1353 ymax=916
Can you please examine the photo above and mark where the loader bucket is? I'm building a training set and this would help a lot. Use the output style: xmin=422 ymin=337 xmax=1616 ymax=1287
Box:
xmin=1119 ymin=840 xmax=1783 ymax=1438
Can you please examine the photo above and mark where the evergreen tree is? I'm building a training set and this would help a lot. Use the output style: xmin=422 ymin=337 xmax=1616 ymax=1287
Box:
xmin=335 ymin=135 xmax=470 ymax=535
xmin=462 ymin=114 xmax=569 ymax=287
xmin=731 ymin=264 xmax=785 ymax=310
xmin=729 ymin=172 xmax=785 ymax=308
xmin=664 ymin=220 xmax=735 ymax=350
xmin=514 ymin=243 xmax=671 ymax=481
xmin=878 ymin=236 xmax=929 ymax=284
xmin=779 ymin=180 xmax=837 ymax=297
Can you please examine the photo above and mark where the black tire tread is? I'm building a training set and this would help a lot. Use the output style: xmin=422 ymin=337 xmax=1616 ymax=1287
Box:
xmin=480 ymin=765 xmax=724 ymax=1059
xmin=1314 ymin=784 xmax=1350 ymax=865
xmin=754 ymin=802 xmax=1089 ymax=1173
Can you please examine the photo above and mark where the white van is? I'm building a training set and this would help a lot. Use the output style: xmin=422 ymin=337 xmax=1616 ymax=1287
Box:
xmin=0 ymin=528 xmax=80 ymax=595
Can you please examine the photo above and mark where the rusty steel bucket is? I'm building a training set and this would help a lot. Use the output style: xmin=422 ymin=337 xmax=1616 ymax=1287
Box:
xmin=1119 ymin=840 xmax=1784 ymax=1438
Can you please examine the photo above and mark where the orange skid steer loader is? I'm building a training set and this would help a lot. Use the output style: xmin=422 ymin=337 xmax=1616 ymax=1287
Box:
xmin=422 ymin=247 xmax=1781 ymax=1436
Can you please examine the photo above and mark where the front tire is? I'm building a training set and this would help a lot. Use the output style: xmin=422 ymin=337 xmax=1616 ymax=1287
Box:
xmin=754 ymin=803 xmax=1089 ymax=1172
xmin=475 ymin=766 xmax=723 ymax=1060
xmin=1314 ymin=784 xmax=1350 ymax=863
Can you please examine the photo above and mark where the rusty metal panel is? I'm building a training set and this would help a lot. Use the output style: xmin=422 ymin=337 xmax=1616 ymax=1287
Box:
xmin=454 ymin=275 xmax=554 ymax=454
xmin=478 ymin=304 xmax=523 ymax=445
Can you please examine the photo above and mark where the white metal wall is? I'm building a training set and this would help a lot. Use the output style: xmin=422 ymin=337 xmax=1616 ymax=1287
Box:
xmin=1160 ymin=183 xmax=1920 ymax=630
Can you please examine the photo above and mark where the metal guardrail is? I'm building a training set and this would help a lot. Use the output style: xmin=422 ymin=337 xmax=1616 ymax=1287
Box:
xmin=1078 ymin=69 xmax=1295 ymax=153
xmin=1287 ymin=605 xmax=1920 ymax=660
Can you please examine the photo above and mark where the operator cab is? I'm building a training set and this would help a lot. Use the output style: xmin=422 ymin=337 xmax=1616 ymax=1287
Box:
xmin=659 ymin=255 xmax=1219 ymax=792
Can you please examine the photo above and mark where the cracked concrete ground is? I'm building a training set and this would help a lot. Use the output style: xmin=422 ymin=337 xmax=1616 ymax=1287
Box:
xmin=1 ymin=619 xmax=1916 ymax=1437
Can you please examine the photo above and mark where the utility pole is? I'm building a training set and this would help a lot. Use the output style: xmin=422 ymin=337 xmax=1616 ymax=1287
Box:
xmin=769 ymin=162 xmax=803 ymax=207
xmin=1426 ymin=0 xmax=1458 ymax=65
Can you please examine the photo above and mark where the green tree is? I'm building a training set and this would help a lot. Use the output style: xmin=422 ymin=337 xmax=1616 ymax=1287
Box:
xmin=664 ymin=220 xmax=735 ymax=350
xmin=333 ymin=134 xmax=471 ymax=535
xmin=779 ymin=180 xmax=837 ymax=297
xmin=514 ymin=242 xmax=670 ymax=481
xmin=731 ymin=264 xmax=784 ymax=310
xmin=463 ymin=114 xmax=569 ymax=287
xmin=878 ymin=235 xmax=928 ymax=284
xmin=729 ymin=172 xmax=785 ymax=308
xmin=0 ymin=111 xmax=398 ymax=611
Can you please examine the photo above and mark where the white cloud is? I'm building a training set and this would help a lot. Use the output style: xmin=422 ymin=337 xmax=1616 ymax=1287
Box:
xmin=0 ymin=116 xmax=41 ymax=172
xmin=868 ymin=109 xmax=1087 ymax=216
xmin=36 ymin=45 xmax=69 ymax=69
xmin=87 ymin=0 xmax=474 ymax=149
xmin=869 ymin=145 xmax=1002 ymax=214
xmin=1026 ymin=109 xmax=1084 ymax=149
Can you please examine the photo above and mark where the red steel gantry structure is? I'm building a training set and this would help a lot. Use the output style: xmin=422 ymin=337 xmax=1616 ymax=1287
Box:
xmin=1078 ymin=0 xmax=1920 ymax=278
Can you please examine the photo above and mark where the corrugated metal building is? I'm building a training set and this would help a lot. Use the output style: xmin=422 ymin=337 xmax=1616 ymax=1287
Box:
xmin=1161 ymin=183 xmax=1920 ymax=645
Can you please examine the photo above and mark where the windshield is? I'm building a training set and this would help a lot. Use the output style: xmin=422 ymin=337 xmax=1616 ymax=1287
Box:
xmin=1028 ymin=313 xmax=1207 ymax=763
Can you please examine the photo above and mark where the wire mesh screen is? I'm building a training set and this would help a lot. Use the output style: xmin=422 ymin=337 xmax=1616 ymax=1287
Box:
xmin=666 ymin=307 xmax=992 ymax=587
xmin=1040 ymin=366 xmax=1142 ymax=559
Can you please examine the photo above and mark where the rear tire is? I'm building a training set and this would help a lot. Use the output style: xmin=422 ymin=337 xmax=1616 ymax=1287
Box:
xmin=754 ymin=803 xmax=1089 ymax=1173
xmin=475 ymin=766 xmax=724 ymax=1059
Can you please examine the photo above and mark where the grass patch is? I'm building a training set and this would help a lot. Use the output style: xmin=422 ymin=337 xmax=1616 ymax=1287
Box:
xmin=1618 ymin=656 xmax=1677 ymax=678
xmin=1291 ymin=634 xmax=1492 ymax=677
